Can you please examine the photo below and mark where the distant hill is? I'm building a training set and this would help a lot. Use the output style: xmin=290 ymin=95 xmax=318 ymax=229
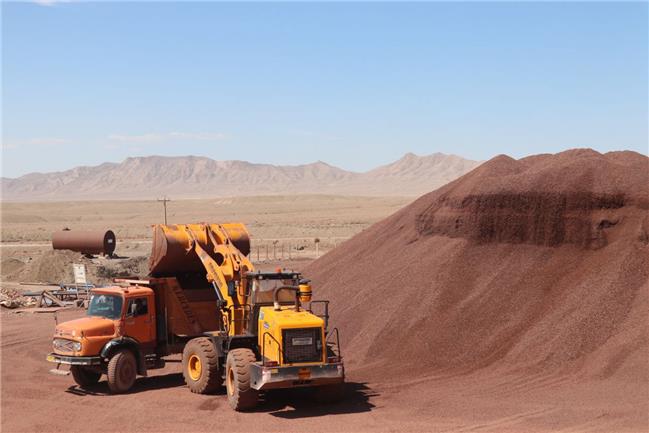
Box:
xmin=1 ymin=153 xmax=481 ymax=201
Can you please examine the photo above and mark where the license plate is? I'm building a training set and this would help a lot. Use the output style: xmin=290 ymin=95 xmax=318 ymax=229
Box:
xmin=298 ymin=368 xmax=311 ymax=380
xmin=292 ymin=337 xmax=312 ymax=346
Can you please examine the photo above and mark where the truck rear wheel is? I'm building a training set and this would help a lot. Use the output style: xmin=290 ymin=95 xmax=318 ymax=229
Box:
xmin=107 ymin=349 xmax=137 ymax=393
xmin=225 ymin=348 xmax=258 ymax=411
xmin=70 ymin=366 xmax=101 ymax=388
xmin=182 ymin=337 xmax=221 ymax=394
xmin=314 ymin=382 xmax=345 ymax=403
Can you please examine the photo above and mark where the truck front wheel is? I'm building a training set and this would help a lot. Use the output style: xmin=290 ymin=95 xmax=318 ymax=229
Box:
xmin=70 ymin=366 xmax=101 ymax=388
xmin=182 ymin=337 xmax=221 ymax=394
xmin=225 ymin=348 xmax=259 ymax=411
xmin=107 ymin=349 xmax=137 ymax=393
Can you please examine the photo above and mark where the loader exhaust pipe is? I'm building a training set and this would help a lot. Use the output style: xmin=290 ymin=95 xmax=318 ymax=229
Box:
xmin=272 ymin=281 xmax=312 ymax=312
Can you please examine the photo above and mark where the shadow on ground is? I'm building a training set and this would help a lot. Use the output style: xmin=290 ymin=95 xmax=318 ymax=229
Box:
xmin=65 ymin=374 xmax=377 ymax=418
xmin=65 ymin=372 xmax=187 ymax=396
xmin=260 ymin=382 xmax=377 ymax=418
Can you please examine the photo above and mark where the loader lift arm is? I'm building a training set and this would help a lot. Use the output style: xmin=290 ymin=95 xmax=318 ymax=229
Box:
xmin=178 ymin=224 xmax=255 ymax=335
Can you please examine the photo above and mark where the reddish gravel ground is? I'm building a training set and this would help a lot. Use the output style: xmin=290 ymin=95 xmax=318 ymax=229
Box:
xmin=2 ymin=149 xmax=647 ymax=432
xmin=2 ymin=308 xmax=645 ymax=433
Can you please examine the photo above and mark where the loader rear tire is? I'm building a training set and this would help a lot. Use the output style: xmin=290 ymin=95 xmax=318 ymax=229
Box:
xmin=107 ymin=349 xmax=137 ymax=394
xmin=314 ymin=382 xmax=345 ymax=403
xmin=70 ymin=366 xmax=101 ymax=388
xmin=182 ymin=337 xmax=221 ymax=394
xmin=225 ymin=348 xmax=258 ymax=411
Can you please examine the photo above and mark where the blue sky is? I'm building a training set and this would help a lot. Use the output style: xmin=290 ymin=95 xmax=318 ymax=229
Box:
xmin=2 ymin=1 xmax=647 ymax=178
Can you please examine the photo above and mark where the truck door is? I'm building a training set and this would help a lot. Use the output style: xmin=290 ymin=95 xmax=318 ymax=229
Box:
xmin=124 ymin=295 xmax=156 ymax=349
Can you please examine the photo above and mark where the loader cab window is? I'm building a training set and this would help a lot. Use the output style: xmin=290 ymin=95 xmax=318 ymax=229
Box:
xmin=126 ymin=297 xmax=148 ymax=317
xmin=251 ymin=277 xmax=300 ymax=304
xmin=87 ymin=294 xmax=123 ymax=320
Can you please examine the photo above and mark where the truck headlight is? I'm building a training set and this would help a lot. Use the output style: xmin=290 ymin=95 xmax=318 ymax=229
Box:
xmin=53 ymin=338 xmax=81 ymax=352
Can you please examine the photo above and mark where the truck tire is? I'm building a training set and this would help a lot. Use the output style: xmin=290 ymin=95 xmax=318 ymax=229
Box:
xmin=225 ymin=348 xmax=258 ymax=411
xmin=107 ymin=349 xmax=137 ymax=393
xmin=182 ymin=337 xmax=221 ymax=394
xmin=314 ymin=382 xmax=345 ymax=403
xmin=70 ymin=366 xmax=101 ymax=388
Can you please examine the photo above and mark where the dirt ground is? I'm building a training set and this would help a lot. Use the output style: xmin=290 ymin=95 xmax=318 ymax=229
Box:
xmin=2 ymin=306 xmax=644 ymax=433
xmin=1 ymin=190 xmax=646 ymax=432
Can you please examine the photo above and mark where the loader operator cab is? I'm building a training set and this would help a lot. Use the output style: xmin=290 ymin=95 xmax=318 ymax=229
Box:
xmin=247 ymin=271 xmax=305 ymax=333
xmin=248 ymin=271 xmax=302 ymax=304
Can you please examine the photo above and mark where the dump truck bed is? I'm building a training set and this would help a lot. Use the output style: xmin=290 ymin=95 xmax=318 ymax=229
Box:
xmin=119 ymin=277 xmax=223 ymax=354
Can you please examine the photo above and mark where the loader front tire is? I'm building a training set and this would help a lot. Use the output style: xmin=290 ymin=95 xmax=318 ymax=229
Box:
xmin=182 ymin=337 xmax=221 ymax=394
xmin=107 ymin=349 xmax=137 ymax=393
xmin=70 ymin=366 xmax=101 ymax=388
xmin=225 ymin=348 xmax=258 ymax=411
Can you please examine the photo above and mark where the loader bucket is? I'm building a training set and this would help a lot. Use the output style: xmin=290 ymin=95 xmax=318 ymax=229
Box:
xmin=149 ymin=223 xmax=251 ymax=277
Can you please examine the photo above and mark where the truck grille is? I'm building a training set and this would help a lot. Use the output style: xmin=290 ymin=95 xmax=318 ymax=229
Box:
xmin=283 ymin=328 xmax=322 ymax=364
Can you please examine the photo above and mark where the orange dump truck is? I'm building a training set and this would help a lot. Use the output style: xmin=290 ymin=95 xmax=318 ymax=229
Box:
xmin=47 ymin=223 xmax=344 ymax=410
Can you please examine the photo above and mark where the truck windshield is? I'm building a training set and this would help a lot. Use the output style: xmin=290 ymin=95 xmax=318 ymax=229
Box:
xmin=87 ymin=294 xmax=123 ymax=319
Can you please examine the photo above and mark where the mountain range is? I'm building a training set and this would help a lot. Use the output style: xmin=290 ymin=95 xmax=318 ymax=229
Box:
xmin=1 ymin=153 xmax=481 ymax=201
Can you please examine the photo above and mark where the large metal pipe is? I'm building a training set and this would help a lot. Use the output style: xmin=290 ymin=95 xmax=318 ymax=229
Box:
xmin=51 ymin=230 xmax=116 ymax=256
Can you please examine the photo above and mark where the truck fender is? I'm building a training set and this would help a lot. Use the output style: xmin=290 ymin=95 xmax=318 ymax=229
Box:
xmin=100 ymin=337 xmax=147 ymax=376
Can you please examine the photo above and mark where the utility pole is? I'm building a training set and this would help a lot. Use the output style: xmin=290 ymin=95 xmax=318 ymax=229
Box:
xmin=157 ymin=196 xmax=171 ymax=225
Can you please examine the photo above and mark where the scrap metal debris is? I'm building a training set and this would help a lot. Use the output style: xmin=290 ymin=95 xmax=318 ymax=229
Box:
xmin=0 ymin=288 xmax=37 ymax=309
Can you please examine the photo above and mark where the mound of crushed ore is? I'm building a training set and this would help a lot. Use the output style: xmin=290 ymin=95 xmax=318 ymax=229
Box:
xmin=305 ymin=149 xmax=649 ymax=384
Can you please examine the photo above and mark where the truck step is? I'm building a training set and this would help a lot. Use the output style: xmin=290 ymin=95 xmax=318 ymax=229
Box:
xmin=145 ymin=355 xmax=165 ymax=369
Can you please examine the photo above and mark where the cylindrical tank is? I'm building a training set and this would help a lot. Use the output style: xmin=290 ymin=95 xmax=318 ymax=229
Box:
xmin=149 ymin=223 xmax=251 ymax=277
xmin=52 ymin=230 xmax=116 ymax=256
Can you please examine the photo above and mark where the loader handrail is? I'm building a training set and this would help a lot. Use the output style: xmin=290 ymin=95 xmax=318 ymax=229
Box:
xmin=223 ymin=304 xmax=251 ymax=333
xmin=308 ymin=300 xmax=330 ymax=332
xmin=326 ymin=327 xmax=342 ymax=361
xmin=261 ymin=331 xmax=283 ymax=366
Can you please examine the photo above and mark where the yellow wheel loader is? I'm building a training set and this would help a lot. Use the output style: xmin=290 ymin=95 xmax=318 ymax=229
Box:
xmin=47 ymin=223 xmax=344 ymax=411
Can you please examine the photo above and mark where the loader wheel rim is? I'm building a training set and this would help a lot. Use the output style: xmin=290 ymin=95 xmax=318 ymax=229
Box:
xmin=227 ymin=367 xmax=235 ymax=396
xmin=188 ymin=354 xmax=202 ymax=381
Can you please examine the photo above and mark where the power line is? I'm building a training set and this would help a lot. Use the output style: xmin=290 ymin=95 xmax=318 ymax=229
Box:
xmin=157 ymin=196 xmax=171 ymax=225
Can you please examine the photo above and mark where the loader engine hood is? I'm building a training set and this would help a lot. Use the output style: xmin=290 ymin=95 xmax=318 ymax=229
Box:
xmin=258 ymin=306 xmax=326 ymax=365
xmin=55 ymin=317 xmax=116 ymax=339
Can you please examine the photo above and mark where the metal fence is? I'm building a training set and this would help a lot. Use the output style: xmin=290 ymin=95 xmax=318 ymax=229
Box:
xmin=250 ymin=237 xmax=349 ymax=262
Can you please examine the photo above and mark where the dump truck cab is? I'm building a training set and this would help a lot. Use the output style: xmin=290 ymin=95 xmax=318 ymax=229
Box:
xmin=47 ymin=286 xmax=158 ymax=392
